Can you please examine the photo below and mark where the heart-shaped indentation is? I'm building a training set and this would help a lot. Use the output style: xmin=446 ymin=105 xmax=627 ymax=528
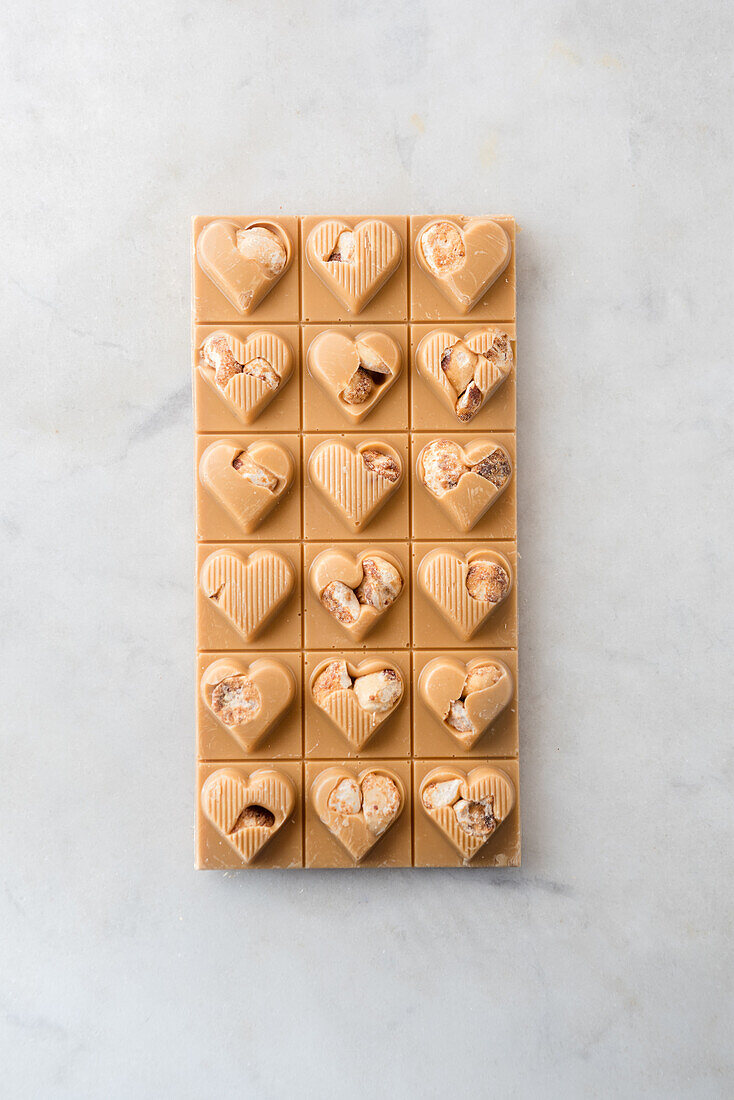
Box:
xmin=199 ymin=439 xmax=295 ymax=534
xmin=415 ymin=218 xmax=510 ymax=314
xmin=310 ymin=657 xmax=404 ymax=750
xmin=201 ymin=767 xmax=295 ymax=864
xmin=308 ymin=439 xmax=403 ymax=533
xmin=417 ymin=548 xmax=513 ymax=641
xmin=310 ymin=548 xmax=404 ymax=641
xmin=201 ymin=548 xmax=295 ymax=642
xmin=310 ymin=766 xmax=405 ymax=861
xmin=198 ymin=329 xmax=293 ymax=426
xmin=306 ymin=330 xmax=402 ymax=423
xmin=418 ymin=656 xmax=513 ymax=749
xmin=415 ymin=327 xmax=513 ymax=423
xmin=416 ymin=437 xmax=512 ymax=533
xmin=419 ymin=765 xmax=515 ymax=861
xmin=196 ymin=219 xmax=292 ymax=314
xmin=306 ymin=219 xmax=402 ymax=313
xmin=201 ymin=657 xmax=297 ymax=753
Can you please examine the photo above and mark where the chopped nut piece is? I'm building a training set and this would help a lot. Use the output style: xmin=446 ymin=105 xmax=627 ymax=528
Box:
xmin=454 ymin=797 xmax=496 ymax=837
xmin=422 ymin=779 xmax=462 ymax=811
xmin=440 ymin=341 xmax=478 ymax=396
xmin=463 ymin=663 xmax=502 ymax=696
xmin=201 ymin=334 xmax=242 ymax=387
xmin=355 ymin=557 xmax=403 ymax=611
xmin=211 ymin=675 xmax=261 ymax=726
xmin=360 ymin=448 xmax=401 ymax=483
xmin=446 ymin=699 xmax=474 ymax=734
xmin=455 ymin=382 xmax=483 ymax=422
xmin=361 ymin=773 xmax=401 ymax=835
xmin=472 ymin=448 xmax=511 ymax=490
xmin=233 ymin=804 xmax=275 ymax=830
xmin=421 ymin=439 xmax=469 ymax=495
xmin=327 ymin=777 xmax=362 ymax=816
xmin=312 ymin=660 xmax=353 ymax=705
xmin=327 ymin=230 xmax=355 ymax=262
xmin=242 ymin=356 xmax=280 ymax=390
xmin=483 ymin=330 xmax=511 ymax=364
xmin=341 ymin=367 xmax=374 ymax=405
xmin=320 ymin=580 xmax=360 ymax=624
xmin=236 ymin=226 xmax=287 ymax=276
xmin=420 ymin=221 xmax=465 ymax=276
xmin=352 ymin=668 xmax=402 ymax=714
xmin=356 ymin=339 xmax=391 ymax=374
xmin=232 ymin=451 xmax=279 ymax=492
xmin=465 ymin=561 xmax=510 ymax=603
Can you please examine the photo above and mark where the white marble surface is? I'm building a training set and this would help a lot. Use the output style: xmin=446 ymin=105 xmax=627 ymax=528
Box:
xmin=1 ymin=1 xmax=732 ymax=1096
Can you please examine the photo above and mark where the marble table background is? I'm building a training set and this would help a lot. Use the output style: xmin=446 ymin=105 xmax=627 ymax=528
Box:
xmin=1 ymin=2 xmax=731 ymax=1096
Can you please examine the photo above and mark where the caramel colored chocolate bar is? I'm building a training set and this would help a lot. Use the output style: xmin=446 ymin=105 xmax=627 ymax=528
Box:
xmin=192 ymin=214 xmax=520 ymax=869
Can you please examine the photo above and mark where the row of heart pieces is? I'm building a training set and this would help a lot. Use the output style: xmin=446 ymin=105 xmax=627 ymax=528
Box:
xmin=202 ymin=654 xmax=513 ymax=754
xmin=201 ymin=547 xmax=513 ymax=644
xmin=202 ymin=763 xmax=516 ymax=864
xmin=200 ymin=435 xmax=512 ymax=535
xmin=197 ymin=217 xmax=511 ymax=316
xmin=198 ymin=325 xmax=513 ymax=426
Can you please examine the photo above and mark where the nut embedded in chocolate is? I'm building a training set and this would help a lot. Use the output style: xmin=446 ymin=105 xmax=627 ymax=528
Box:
xmin=327 ymin=776 xmax=362 ymax=816
xmin=361 ymin=773 xmax=401 ymax=835
xmin=420 ymin=221 xmax=465 ymax=276
xmin=446 ymin=699 xmax=474 ymax=734
xmin=422 ymin=778 xmax=462 ymax=811
xmin=420 ymin=439 xmax=469 ymax=495
xmin=463 ymin=663 xmax=502 ymax=696
xmin=320 ymin=580 xmax=360 ymax=624
xmin=465 ymin=561 xmax=510 ymax=603
xmin=211 ymin=675 xmax=262 ymax=726
xmin=236 ymin=226 xmax=287 ymax=276
xmin=355 ymin=557 xmax=402 ymax=611
xmin=355 ymin=339 xmax=391 ymax=374
xmin=312 ymin=659 xmax=353 ymax=705
xmin=341 ymin=367 xmax=374 ymax=405
xmin=327 ymin=229 xmax=355 ymax=263
xmin=360 ymin=448 xmax=401 ymax=483
xmin=472 ymin=448 xmax=511 ymax=490
xmin=455 ymin=382 xmax=483 ymax=422
xmin=352 ymin=668 xmax=402 ymax=714
xmin=243 ymin=356 xmax=280 ymax=390
xmin=232 ymin=451 xmax=279 ymax=492
xmin=201 ymin=334 xmax=241 ymax=387
xmin=232 ymin=804 xmax=276 ymax=830
xmin=440 ymin=341 xmax=478 ymax=396
xmin=454 ymin=797 xmax=496 ymax=838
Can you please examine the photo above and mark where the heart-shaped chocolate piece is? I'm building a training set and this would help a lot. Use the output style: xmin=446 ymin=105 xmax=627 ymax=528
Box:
xmin=309 ymin=548 xmax=404 ymax=641
xmin=199 ymin=438 xmax=295 ymax=534
xmin=418 ymin=656 xmax=513 ymax=749
xmin=201 ymin=657 xmax=297 ymax=753
xmin=306 ymin=329 xmax=402 ymax=423
xmin=306 ymin=219 xmax=402 ymax=313
xmin=415 ymin=327 xmax=513 ymax=423
xmin=198 ymin=329 xmax=293 ymax=426
xmin=308 ymin=439 xmax=403 ymax=533
xmin=196 ymin=219 xmax=292 ymax=314
xmin=310 ymin=657 xmax=404 ymax=750
xmin=200 ymin=548 xmax=295 ymax=642
xmin=201 ymin=767 xmax=295 ymax=864
xmin=310 ymin=766 xmax=405 ymax=861
xmin=416 ymin=437 xmax=512 ymax=533
xmin=419 ymin=765 xmax=515 ymax=861
xmin=417 ymin=548 xmax=513 ymax=641
xmin=415 ymin=218 xmax=510 ymax=314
